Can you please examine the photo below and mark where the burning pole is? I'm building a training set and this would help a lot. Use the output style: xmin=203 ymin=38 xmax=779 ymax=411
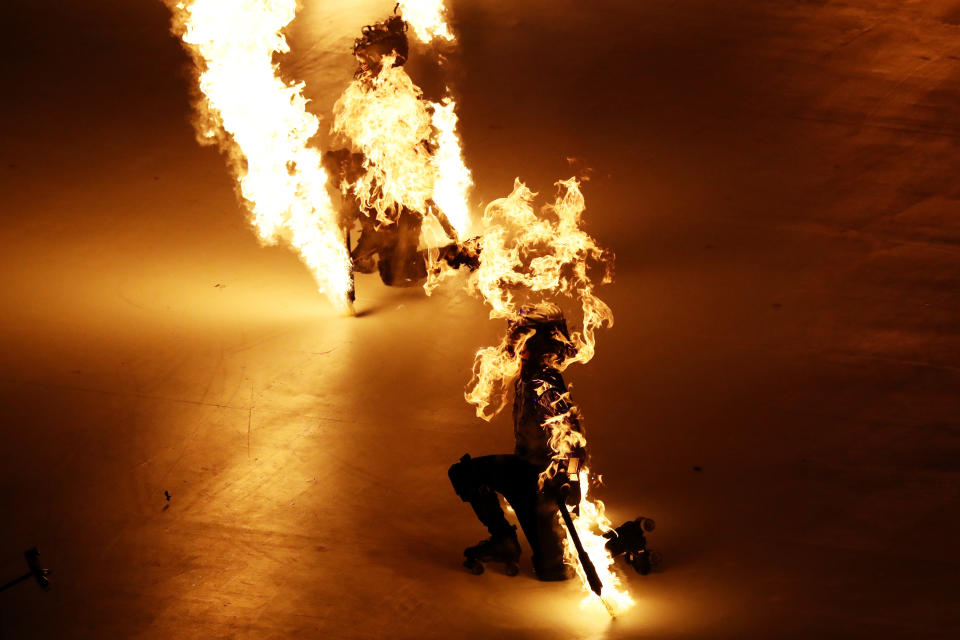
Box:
xmin=167 ymin=0 xmax=354 ymax=314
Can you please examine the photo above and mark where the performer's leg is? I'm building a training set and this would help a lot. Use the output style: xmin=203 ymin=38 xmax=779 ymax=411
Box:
xmin=531 ymin=491 xmax=569 ymax=580
xmin=448 ymin=454 xmax=514 ymax=537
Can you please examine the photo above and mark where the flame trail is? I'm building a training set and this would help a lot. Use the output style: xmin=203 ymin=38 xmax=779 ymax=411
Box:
xmin=399 ymin=1 xmax=472 ymax=238
xmin=464 ymin=178 xmax=630 ymax=614
xmin=429 ymin=97 xmax=472 ymax=237
xmin=167 ymin=0 xmax=353 ymax=314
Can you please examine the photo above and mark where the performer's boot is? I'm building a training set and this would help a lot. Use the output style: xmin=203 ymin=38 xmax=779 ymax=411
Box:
xmin=464 ymin=525 xmax=521 ymax=563
xmin=533 ymin=561 xmax=573 ymax=582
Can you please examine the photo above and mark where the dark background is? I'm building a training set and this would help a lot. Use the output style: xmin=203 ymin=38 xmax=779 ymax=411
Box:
xmin=1 ymin=0 xmax=958 ymax=637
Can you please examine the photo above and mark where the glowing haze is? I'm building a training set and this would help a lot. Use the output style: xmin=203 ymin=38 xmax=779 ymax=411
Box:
xmin=167 ymin=0 xmax=353 ymax=314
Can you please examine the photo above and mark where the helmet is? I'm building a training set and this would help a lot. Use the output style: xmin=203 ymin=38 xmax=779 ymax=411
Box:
xmin=507 ymin=302 xmax=572 ymax=361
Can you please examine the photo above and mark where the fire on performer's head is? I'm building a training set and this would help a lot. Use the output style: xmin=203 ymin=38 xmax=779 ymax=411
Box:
xmin=505 ymin=302 xmax=575 ymax=370
xmin=353 ymin=14 xmax=409 ymax=75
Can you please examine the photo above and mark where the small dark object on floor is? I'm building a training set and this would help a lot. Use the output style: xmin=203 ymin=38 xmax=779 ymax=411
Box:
xmin=164 ymin=490 xmax=171 ymax=502
xmin=0 ymin=547 xmax=51 ymax=592
xmin=604 ymin=517 xmax=662 ymax=575
xmin=693 ymin=465 xmax=702 ymax=472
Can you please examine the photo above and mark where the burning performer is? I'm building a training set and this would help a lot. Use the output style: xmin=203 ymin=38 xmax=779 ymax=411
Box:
xmin=449 ymin=303 xmax=584 ymax=581
xmin=327 ymin=10 xmax=477 ymax=291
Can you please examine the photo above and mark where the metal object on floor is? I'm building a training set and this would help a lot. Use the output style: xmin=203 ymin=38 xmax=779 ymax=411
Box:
xmin=0 ymin=547 xmax=50 ymax=593
xmin=604 ymin=517 xmax=662 ymax=575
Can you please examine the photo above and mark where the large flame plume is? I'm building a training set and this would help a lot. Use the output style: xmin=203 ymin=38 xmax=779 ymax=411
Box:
xmin=167 ymin=0 xmax=353 ymax=314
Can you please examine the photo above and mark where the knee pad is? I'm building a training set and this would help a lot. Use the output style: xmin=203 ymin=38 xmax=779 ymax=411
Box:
xmin=448 ymin=454 xmax=478 ymax=502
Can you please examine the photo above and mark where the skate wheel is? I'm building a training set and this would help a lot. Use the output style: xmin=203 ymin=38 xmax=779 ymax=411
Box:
xmin=639 ymin=517 xmax=655 ymax=532
xmin=648 ymin=551 xmax=663 ymax=567
xmin=505 ymin=562 xmax=519 ymax=577
xmin=464 ymin=559 xmax=484 ymax=575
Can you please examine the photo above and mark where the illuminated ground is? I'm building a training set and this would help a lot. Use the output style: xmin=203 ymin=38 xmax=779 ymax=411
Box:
xmin=1 ymin=0 xmax=958 ymax=637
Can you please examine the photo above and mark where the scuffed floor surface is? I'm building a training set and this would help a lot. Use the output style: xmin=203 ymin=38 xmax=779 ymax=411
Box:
xmin=1 ymin=0 xmax=958 ymax=637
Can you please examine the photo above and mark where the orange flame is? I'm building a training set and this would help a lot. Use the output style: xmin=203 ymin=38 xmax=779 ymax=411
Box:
xmin=168 ymin=0 xmax=353 ymax=314
xmin=565 ymin=471 xmax=635 ymax=614
xmin=465 ymin=178 xmax=614 ymax=417
xmin=331 ymin=57 xmax=471 ymax=238
xmin=397 ymin=0 xmax=455 ymax=43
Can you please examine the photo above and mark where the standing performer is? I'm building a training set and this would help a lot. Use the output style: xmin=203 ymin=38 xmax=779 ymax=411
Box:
xmin=448 ymin=303 xmax=585 ymax=580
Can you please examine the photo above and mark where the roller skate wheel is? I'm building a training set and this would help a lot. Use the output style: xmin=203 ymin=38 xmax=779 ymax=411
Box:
xmin=649 ymin=551 xmax=663 ymax=567
xmin=639 ymin=517 xmax=655 ymax=532
xmin=464 ymin=559 xmax=484 ymax=575
xmin=629 ymin=551 xmax=651 ymax=575
xmin=505 ymin=562 xmax=519 ymax=577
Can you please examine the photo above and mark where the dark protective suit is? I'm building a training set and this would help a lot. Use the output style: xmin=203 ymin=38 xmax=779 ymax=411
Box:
xmin=449 ymin=364 xmax=583 ymax=577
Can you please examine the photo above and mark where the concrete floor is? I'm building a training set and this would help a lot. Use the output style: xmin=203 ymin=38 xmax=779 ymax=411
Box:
xmin=1 ymin=0 xmax=958 ymax=637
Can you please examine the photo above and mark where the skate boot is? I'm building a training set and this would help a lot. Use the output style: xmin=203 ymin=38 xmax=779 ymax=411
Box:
xmin=463 ymin=526 xmax=521 ymax=576
xmin=533 ymin=558 xmax=574 ymax=582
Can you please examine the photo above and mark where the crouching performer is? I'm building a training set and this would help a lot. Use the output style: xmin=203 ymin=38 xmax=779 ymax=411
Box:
xmin=449 ymin=303 xmax=585 ymax=581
